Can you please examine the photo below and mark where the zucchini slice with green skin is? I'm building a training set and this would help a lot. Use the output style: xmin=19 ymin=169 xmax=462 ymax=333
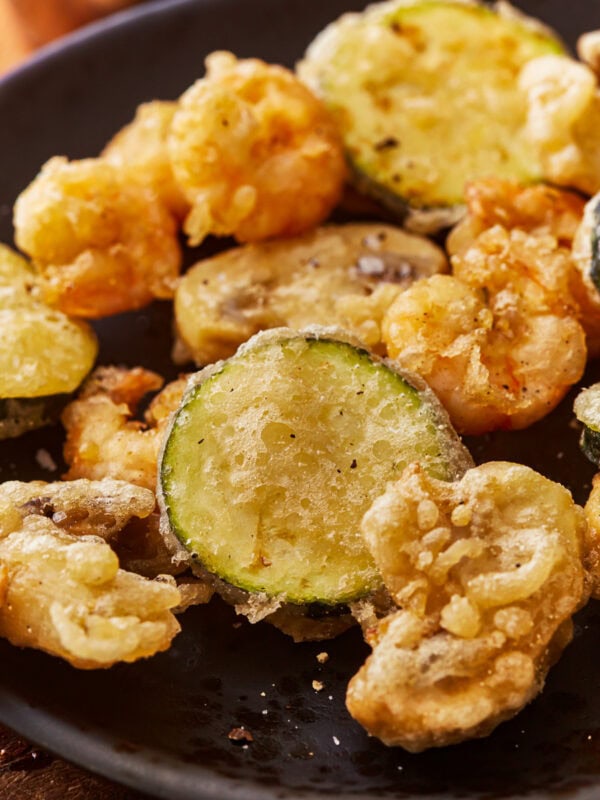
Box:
xmin=574 ymin=384 xmax=600 ymax=466
xmin=0 ymin=269 xmax=98 ymax=440
xmin=159 ymin=328 xmax=473 ymax=607
xmin=298 ymin=0 xmax=564 ymax=230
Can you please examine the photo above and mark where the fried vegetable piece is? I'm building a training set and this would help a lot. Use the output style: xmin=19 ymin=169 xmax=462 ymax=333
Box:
xmin=383 ymin=182 xmax=587 ymax=434
xmin=583 ymin=474 xmax=600 ymax=598
xmin=169 ymin=51 xmax=347 ymax=246
xmin=0 ymin=477 xmax=155 ymax=538
xmin=61 ymin=368 xmax=189 ymax=576
xmin=62 ymin=366 xmax=187 ymax=491
xmin=103 ymin=100 xmax=189 ymax=220
xmin=574 ymin=383 xmax=600 ymax=467
xmin=572 ymin=192 xmax=600 ymax=356
xmin=174 ymin=223 xmax=447 ymax=365
xmin=0 ymin=481 xmax=181 ymax=668
xmin=347 ymin=462 xmax=590 ymax=751
xmin=160 ymin=328 xmax=473 ymax=609
xmin=519 ymin=55 xmax=600 ymax=196
xmin=0 ymin=244 xmax=98 ymax=440
xmin=13 ymin=156 xmax=182 ymax=318
xmin=298 ymin=0 xmax=563 ymax=231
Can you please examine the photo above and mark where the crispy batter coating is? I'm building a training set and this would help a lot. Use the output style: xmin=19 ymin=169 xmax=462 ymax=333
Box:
xmin=174 ymin=223 xmax=447 ymax=365
xmin=169 ymin=51 xmax=347 ymax=246
xmin=103 ymin=100 xmax=189 ymax=220
xmin=582 ymin=474 xmax=600 ymax=599
xmin=61 ymin=368 xmax=189 ymax=577
xmin=449 ymin=180 xmax=585 ymax=251
xmin=62 ymin=366 xmax=187 ymax=491
xmin=13 ymin=156 xmax=182 ymax=318
xmin=519 ymin=55 xmax=600 ymax=196
xmin=451 ymin=178 xmax=600 ymax=357
xmin=0 ymin=477 xmax=154 ymax=538
xmin=572 ymin=191 xmax=600 ymax=356
xmin=0 ymin=482 xmax=181 ymax=668
xmin=383 ymin=186 xmax=587 ymax=434
xmin=347 ymin=462 xmax=589 ymax=751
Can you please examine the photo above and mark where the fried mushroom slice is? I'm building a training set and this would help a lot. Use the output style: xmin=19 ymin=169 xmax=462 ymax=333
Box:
xmin=347 ymin=462 xmax=589 ymax=751
xmin=103 ymin=101 xmax=189 ymax=220
xmin=0 ymin=489 xmax=181 ymax=669
xmin=169 ymin=51 xmax=347 ymax=246
xmin=174 ymin=223 xmax=447 ymax=365
xmin=13 ymin=156 xmax=182 ymax=318
xmin=0 ymin=477 xmax=154 ymax=539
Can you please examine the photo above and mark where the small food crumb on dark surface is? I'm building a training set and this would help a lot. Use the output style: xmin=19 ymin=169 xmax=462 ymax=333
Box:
xmin=227 ymin=727 xmax=254 ymax=744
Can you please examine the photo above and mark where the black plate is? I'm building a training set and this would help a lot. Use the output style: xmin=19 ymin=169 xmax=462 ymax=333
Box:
xmin=1 ymin=1 xmax=600 ymax=798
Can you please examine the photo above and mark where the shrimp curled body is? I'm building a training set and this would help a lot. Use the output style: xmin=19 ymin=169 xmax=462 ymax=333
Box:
xmin=169 ymin=51 xmax=347 ymax=246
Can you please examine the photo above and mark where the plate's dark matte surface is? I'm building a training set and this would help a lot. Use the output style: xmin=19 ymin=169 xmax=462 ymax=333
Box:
xmin=1 ymin=0 xmax=600 ymax=798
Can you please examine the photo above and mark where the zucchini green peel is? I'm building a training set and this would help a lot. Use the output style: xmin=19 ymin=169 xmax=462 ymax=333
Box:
xmin=298 ymin=0 xmax=564 ymax=229
xmin=159 ymin=328 xmax=473 ymax=607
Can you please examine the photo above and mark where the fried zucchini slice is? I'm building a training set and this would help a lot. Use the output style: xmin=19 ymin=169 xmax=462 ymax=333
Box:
xmin=298 ymin=0 xmax=563 ymax=230
xmin=159 ymin=329 xmax=473 ymax=607
xmin=0 ymin=247 xmax=98 ymax=439
xmin=174 ymin=223 xmax=447 ymax=365
xmin=574 ymin=383 xmax=600 ymax=466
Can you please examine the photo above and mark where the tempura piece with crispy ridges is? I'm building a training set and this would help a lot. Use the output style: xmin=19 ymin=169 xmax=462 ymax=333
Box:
xmin=169 ymin=51 xmax=347 ymax=246
xmin=0 ymin=479 xmax=181 ymax=668
xmin=14 ymin=156 xmax=182 ymax=318
xmin=347 ymin=462 xmax=590 ymax=751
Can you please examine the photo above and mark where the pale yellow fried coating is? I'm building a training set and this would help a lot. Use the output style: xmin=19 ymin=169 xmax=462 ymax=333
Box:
xmin=383 ymin=185 xmax=587 ymax=434
xmin=519 ymin=55 xmax=600 ymax=196
xmin=103 ymin=100 xmax=189 ymax=220
xmin=572 ymin=191 xmax=600 ymax=356
xmin=174 ymin=223 xmax=447 ymax=365
xmin=582 ymin=474 xmax=600 ymax=598
xmin=0 ymin=477 xmax=154 ymax=538
xmin=13 ymin=156 xmax=182 ymax=318
xmin=62 ymin=366 xmax=187 ymax=491
xmin=347 ymin=462 xmax=589 ymax=751
xmin=0 ymin=484 xmax=181 ymax=669
xmin=169 ymin=51 xmax=347 ymax=246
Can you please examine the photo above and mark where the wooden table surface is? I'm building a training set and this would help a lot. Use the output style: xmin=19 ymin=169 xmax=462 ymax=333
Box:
xmin=0 ymin=5 xmax=161 ymax=796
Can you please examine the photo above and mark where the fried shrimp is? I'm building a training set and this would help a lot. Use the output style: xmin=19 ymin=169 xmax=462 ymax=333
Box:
xmin=383 ymin=192 xmax=587 ymax=434
xmin=0 ymin=481 xmax=181 ymax=668
xmin=62 ymin=366 xmax=187 ymax=491
xmin=13 ymin=156 xmax=182 ymax=318
xmin=61 ymin=367 xmax=189 ymax=577
xmin=103 ymin=101 xmax=189 ymax=220
xmin=347 ymin=462 xmax=589 ymax=752
xmin=519 ymin=55 xmax=600 ymax=196
xmin=169 ymin=51 xmax=347 ymax=246
xmin=448 ymin=179 xmax=585 ymax=252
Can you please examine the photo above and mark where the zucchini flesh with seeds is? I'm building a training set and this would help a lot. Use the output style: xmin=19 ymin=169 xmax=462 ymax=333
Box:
xmin=298 ymin=0 xmax=563 ymax=223
xmin=159 ymin=329 xmax=472 ymax=606
xmin=574 ymin=384 xmax=600 ymax=466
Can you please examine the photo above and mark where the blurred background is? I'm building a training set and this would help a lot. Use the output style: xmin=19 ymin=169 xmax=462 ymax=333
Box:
xmin=0 ymin=0 xmax=142 ymax=73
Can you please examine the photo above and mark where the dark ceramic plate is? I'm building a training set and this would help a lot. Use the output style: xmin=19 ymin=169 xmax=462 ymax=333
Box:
xmin=1 ymin=0 xmax=600 ymax=798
